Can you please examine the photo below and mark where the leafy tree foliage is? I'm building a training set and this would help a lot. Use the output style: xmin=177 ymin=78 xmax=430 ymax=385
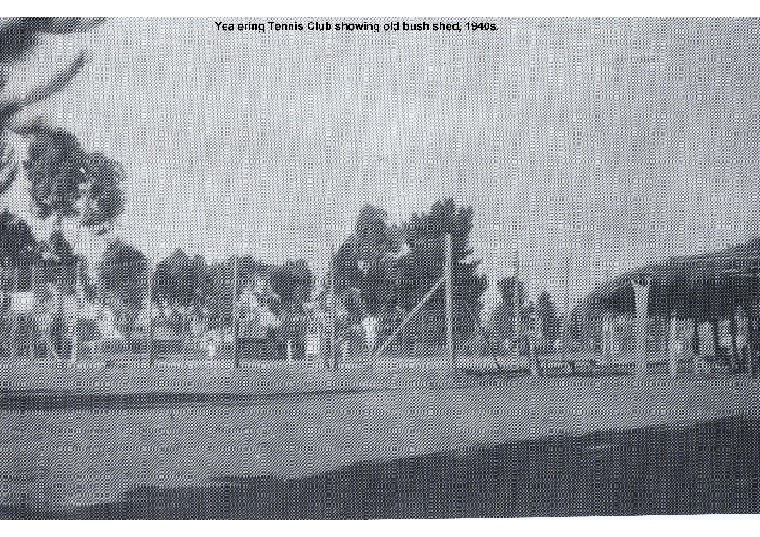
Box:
xmin=99 ymin=239 xmax=148 ymax=335
xmin=536 ymin=290 xmax=560 ymax=343
xmin=0 ymin=209 xmax=42 ymax=267
xmin=396 ymin=199 xmax=487 ymax=340
xmin=1 ymin=18 xmax=102 ymax=198
xmin=329 ymin=199 xmax=487 ymax=346
xmin=23 ymin=127 xmax=125 ymax=236
xmin=100 ymin=239 xmax=148 ymax=311
xmin=488 ymin=276 xmax=527 ymax=348
xmin=270 ymin=259 xmax=313 ymax=313
xmin=331 ymin=204 xmax=402 ymax=319
xmin=0 ymin=20 xmax=121 ymax=283
xmin=153 ymin=249 xmax=208 ymax=313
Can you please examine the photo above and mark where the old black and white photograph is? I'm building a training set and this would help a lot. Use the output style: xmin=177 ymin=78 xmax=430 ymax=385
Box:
xmin=1 ymin=15 xmax=760 ymax=520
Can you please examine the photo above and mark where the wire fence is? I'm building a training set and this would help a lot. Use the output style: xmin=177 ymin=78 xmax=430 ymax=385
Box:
xmin=2 ymin=255 xmax=759 ymax=376
xmin=0 ymin=258 xmax=301 ymax=367
xmin=0 ymin=257 xmax=480 ymax=370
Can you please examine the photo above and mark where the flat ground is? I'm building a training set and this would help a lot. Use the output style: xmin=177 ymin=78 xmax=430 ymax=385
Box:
xmin=1 ymin=359 xmax=760 ymax=518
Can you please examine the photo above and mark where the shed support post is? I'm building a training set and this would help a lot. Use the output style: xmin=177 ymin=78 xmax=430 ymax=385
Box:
xmin=631 ymin=278 xmax=651 ymax=377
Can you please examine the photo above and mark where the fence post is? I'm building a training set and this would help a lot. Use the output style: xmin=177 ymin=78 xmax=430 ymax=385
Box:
xmin=668 ymin=314 xmax=678 ymax=377
xmin=444 ymin=233 xmax=455 ymax=370
xmin=233 ymin=255 xmax=240 ymax=368
xmin=30 ymin=263 xmax=37 ymax=361
xmin=329 ymin=246 xmax=337 ymax=371
xmin=10 ymin=267 xmax=18 ymax=361
xmin=147 ymin=261 xmax=155 ymax=366
xmin=562 ymin=255 xmax=570 ymax=365
xmin=513 ymin=249 xmax=521 ymax=369
xmin=70 ymin=259 xmax=81 ymax=364
xmin=631 ymin=278 xmax=651 ymax=377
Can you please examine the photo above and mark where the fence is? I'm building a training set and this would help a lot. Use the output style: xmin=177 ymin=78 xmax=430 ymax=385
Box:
xmin=4 ymin=250 xmax=757 ymax=376
xmin=0 ymin=256 xmax=307 ymax=367
xmin=0 ymin=252 xmax=504 ymax=371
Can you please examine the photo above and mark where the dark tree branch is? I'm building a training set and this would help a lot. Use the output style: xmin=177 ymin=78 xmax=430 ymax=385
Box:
xmin=1 ymin=52 xmax=88 ymax=129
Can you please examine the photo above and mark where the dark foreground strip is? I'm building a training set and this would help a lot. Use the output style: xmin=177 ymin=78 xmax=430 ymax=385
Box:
xmin=2 ymin=416 xmax=759 ymax=519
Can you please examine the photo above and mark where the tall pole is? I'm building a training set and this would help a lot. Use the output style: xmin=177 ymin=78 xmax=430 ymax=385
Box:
xmin=147 ymin=261 xmax=155 ymax=366
xmin=71 ymin=258 xmax=81 ymax=364
xmin=30 ymin=263 xmax=37 ymax=361
xmin=444 ymin=233 xmax=455 ymax=369
xmin=10 ymin=267 xmax=18 ymax=361
xmin=513 ymin=249 xmax=520 ymax=364
xmin=563 ymin=255 xmax=570 ymax=363
xmin=232 ymin=254 xmax=240 ymax=368
xmin=329 ymin=245 xmax=337 ymax=371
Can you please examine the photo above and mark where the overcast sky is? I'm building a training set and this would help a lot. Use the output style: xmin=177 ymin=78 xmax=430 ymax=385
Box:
xmin=2 ymin=18 xmax=760 ymax=308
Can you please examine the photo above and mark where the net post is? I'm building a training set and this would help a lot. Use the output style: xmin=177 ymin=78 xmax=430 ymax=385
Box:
xmin=563 ymin=255 xmax=570 ymax=364
xmin=513 ymin=250 xmax=520 ymax=366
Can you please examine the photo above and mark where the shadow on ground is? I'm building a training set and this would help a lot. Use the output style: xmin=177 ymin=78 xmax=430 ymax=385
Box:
xmin=3 ymin=416 xmax=759 ymax=519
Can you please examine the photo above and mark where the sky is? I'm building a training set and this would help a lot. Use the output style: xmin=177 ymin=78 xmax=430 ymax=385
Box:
xmin=2 ymin=18 xmax=760 ymax=309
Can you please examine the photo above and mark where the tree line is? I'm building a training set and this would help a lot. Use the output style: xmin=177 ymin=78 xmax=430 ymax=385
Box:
xmin=0 ymin=18 xmax=563 ymax=359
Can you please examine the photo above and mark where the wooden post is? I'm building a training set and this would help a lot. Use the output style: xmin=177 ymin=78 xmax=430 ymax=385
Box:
xmin=10 ymin=267 xmax=18 ymax=361
xmin=691 ymin=318 xmax=701 ymax=374
xmin=563 ymin=255 xmax=570 ymax=365
xmin=330 ymin=246 xmax=337 ymax=371
xmin=30 ymin=263 xmax=36 ymax=361
xmin=711 ymin=319 xmax=721 ymax=366
xmin=56 ymin=263 xmax=64 ymax=362
xmin=631 ymin=278 xmax=650 ymax=377
xmin=232 ymin=255 xmax=240 ymax=368
xmin=70 ymin=259 xmax=81 ymax=364
xmin=729 ymin=313 xmax=738 ymax=372
xmin=444 ymin=233 xmax=455 ymax=370
xmin=147 ymin=262 xmax=155 ymax=366
xmin=513 ymin=250 xmax=520 ymax=367
xmin=668 ymin=314 xmax=678 ymax=377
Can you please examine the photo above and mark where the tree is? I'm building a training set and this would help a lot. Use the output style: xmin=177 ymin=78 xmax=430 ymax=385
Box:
xmin=203 ymin=256 xmax=314 ymax=334
xmin=536 ymin=291 xmax=560 ymax=344
xmin=0 ymin=209 xmax=42 ymax=268
xmin=152 ymin=249 xmax=208 ymax=314
xmin=270 ymin=259 xmax=313 ymax=313
xmin=0 ymin=20 xmax=123 ymax=287
xmin=23 ymin=127 xmax=125 ymax=237
xmin=1 ymin=18 xmax=102 ymax=198
xmin=0 ymin=211 xmax=43 ymax=322
xmin=99 ymin=239 xmax=148 ymax=336
xmin=488 ymin=276 xmax=527 ymax=350
xmin=330 ymin=205 xmax=402 ymax=319
xmin=497 ymin=275 xmax=526 ymax=311
xmin=0 ymin=19 xmax=117 ymax=361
